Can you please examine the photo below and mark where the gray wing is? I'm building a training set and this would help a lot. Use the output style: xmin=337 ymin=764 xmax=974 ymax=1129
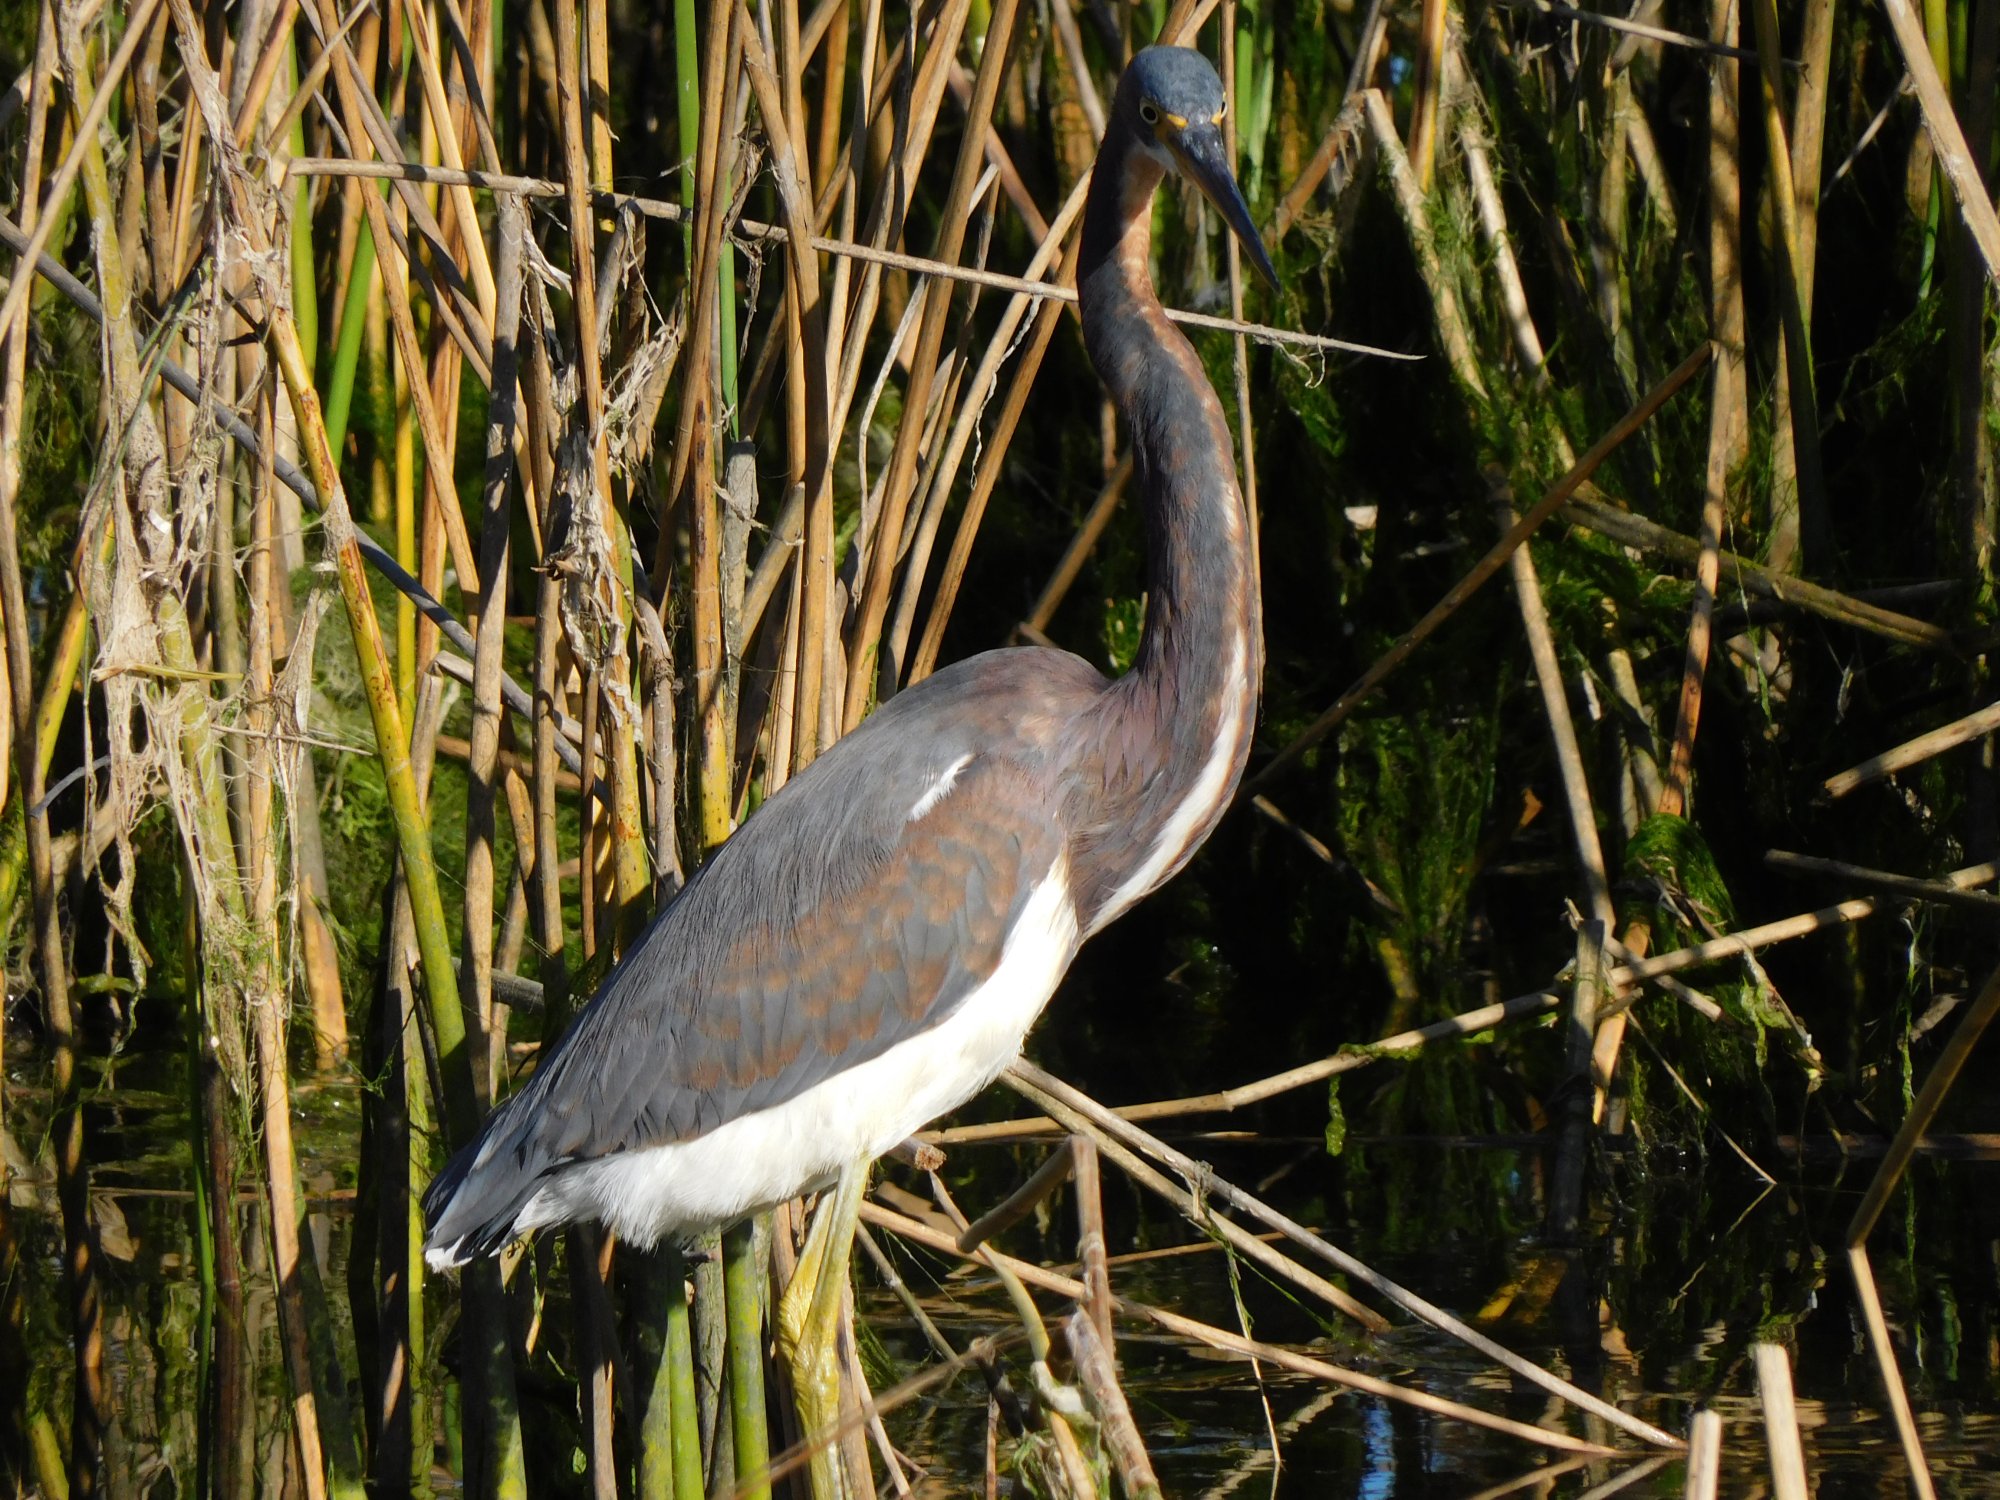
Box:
xmin=424 ymin=648 xmax=1104 ymax=1259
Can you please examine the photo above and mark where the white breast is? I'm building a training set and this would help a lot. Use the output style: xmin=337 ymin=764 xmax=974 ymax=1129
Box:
xmin=509 ymin=860 xmax=1081 ymax=1250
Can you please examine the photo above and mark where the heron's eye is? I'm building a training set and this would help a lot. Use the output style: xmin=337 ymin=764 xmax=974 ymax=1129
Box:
xmin=1139 ymin=100 xmax=1161 ymax=125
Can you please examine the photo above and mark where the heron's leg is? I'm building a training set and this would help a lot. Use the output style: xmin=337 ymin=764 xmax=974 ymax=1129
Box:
xmin=777 ymin=1160 xmax=867 ymax=1499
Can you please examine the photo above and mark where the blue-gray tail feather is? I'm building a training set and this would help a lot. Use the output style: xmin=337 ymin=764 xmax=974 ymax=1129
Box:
xmin=422 ymin=1126 xmax=548 ymax=1268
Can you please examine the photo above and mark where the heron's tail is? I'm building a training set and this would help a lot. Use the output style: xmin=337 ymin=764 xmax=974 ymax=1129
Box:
xmin=421 ymin=1103 xmax=548 ymax=1270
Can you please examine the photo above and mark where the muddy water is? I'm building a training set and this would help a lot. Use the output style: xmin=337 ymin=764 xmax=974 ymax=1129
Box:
xmin=5 ymin=1041 xmax=1998 ymax=1496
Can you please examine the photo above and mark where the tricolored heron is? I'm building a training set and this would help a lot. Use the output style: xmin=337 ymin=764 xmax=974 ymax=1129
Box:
xmin=425 ymin=41 xmax=1276 ymax=1463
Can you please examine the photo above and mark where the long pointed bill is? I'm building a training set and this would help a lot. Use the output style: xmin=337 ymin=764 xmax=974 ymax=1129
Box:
xmin=1172 ymin=121 xmax=1279 ymax=291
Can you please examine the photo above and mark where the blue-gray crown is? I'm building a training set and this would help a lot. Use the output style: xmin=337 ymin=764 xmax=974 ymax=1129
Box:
xmin=1117 ymin=46 xmax=1228 ymax=126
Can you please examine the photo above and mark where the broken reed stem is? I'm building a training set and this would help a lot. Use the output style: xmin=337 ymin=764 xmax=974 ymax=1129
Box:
xmin=1064 ymin=1311 xmax=1162 ymax=1500
xmin=1753 ymin=1344 xmax=1809 ymax=1500
xmin=862 ymin=1200 xmax=1616 ymax=1456
xmin=1071 ymin=1136 xmax=1114 ymax=1352
xmin=1006 ymin=1062 xmax=1683 ymax=1449
xmin=1839 ymin=954 xmax=2000 ymax=1499
xmin=1821 ymin=697 xmax=2000 ymax=798
xmin=955 ymin=1140 xmax=1074 ymax=1252
xmin=1558 ymin=497 xmax=1954 ymax=651
xmin=1495 ymin=484 xmax=1614 ymax=926
xmin=1765 ymin=849 xmax=2000 ymax=912
xmin=1682 ymin=1410 xmax=1721 ymax=1500
xmin=1878 ymin=0 xmax=2000 ymax=285
xmin=1247 ymin=342 xmax=1712 ymax=793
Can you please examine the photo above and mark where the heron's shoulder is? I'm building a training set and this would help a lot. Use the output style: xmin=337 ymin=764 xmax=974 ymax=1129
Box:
xmin=661 ymin=646 xmax=1092 ymax=894
xmin=865 ymin=646 xmax=1109 ymax=742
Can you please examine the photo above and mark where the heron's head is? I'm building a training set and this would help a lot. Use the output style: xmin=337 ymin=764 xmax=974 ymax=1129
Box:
xmin=1113 ymin=46 xmax=1278 ymax=289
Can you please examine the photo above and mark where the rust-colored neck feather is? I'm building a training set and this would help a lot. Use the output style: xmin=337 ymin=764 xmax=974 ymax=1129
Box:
xmin=1068 ymin=115 xmax=1261 ymax=932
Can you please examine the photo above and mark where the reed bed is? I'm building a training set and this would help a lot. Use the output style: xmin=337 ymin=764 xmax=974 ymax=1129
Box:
xmin=2 ymin=0 xmax=1999 ymax=1494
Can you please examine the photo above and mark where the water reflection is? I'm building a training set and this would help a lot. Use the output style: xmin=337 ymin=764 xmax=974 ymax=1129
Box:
xmin=6 ymin=1054 xmax=2000 ymax=1495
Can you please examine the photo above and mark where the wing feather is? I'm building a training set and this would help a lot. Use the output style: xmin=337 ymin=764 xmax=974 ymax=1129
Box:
xmin=424 ymin=649 xmax=1106 ymax=1260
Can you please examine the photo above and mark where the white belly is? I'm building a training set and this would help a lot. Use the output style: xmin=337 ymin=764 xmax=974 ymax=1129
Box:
xmin=517 ymin=862 xmax=1079 ymax=1247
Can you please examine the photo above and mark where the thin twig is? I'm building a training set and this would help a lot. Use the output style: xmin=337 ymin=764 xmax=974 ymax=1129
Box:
xmin=1006 ymin=1062 xmax=1684 ymax=1449
xmin=1764 ymin=849 xmax=2000 ymax=913
xmin=1842 ymin=954 xmax=2000 ymax=1500
xmin=285 ymin=159 xmax=1412 ymax=360
xmin=1560 ymin=496 xmax=1956 ymax=652
xmin=1491 ymin=0 xmax=1768 ymax=61
xmin=925 ymin=990 xmax=1562 ymax=1143
xmin=1821 ymin=697 xmax=2000 ymax=799
xmin=862 ymin=1201 xmax=1618 ymax=1455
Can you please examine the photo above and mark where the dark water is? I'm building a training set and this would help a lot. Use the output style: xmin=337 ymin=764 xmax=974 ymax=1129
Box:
xmin=862 ymin=1129 xmax=2000 ymax=1497
xmin=5 ymin=1038 xmax=2000 ymax=1497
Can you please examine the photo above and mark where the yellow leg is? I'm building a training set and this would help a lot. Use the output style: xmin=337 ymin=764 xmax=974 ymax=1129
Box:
xmin=777 ymin=1162 xmax=867 ymax=1500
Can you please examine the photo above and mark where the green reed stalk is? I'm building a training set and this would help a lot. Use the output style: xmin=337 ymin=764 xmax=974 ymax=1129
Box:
xmin=677 ymin=0 xmax=700 ymax=265
xmin=394 ymin=340 xmax=418 ymax=728
xmin=257 ymin=117 xmax=527 ymax=1500
xmin=0 ymin=539 xmax=95 ymax=930
xmin=1919 ymin=0 xmax=1952 ymax=292
xmin=403 ymin=949 xmax=433 ymax=1494
xmin=664 ymin=1250 xmax=705 ymax=1499
xmin=725 ymin=1218 xmax=773 ymax=1500
xmin=179 ymin=894 xmax=217 ymax=1500
xmin=633 ymin=1246 xmax=710 ymax=1500
xmin=288 ymin=34 xmax=317 ymax=372
xmin=321 ymin=214 xmax=376 ymax=458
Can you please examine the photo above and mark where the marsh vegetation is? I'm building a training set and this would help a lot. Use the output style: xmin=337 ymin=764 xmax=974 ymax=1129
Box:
xmin=2 ymin=0 xmax=1999 ymax=1493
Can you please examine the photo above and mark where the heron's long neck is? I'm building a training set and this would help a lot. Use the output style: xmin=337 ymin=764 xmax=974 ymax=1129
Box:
xmin=1070 ymin=121 xmax=1261 ymax=932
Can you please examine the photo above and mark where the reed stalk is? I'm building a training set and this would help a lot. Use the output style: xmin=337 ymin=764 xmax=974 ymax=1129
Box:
xmin=844 ymin=0 xmax=1022 ymax=721
xmin=12 ymin=0 xmax=2000 ymax=1490
xmin=1745 ymin=0 xmax=1830 ymax=568
xmin=724 ymin=1216 xmax=774 ymax=1500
